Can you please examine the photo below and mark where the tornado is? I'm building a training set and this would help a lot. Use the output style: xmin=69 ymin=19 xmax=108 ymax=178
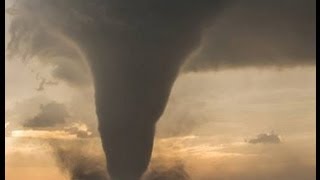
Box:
xmin=7 ymin=1 xmax=223 ymax=179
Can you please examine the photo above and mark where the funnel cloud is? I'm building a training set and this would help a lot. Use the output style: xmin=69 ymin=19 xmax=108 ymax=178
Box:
xmin=7 ymin=0 xmax=315 ymax=179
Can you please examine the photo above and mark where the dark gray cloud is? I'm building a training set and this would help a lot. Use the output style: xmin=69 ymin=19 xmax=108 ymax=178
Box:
xmin=5 ymin=94 xmax=98 ymax=138
xmin=6 ymin=9 xmax=91 ymax=87
xmin=246 ymin=132 xmax=281 ymax=144
xmin=23 ymin=102 xmax=69 ymax=128
xmin=184 ymin=0 xmax=316 ymax=71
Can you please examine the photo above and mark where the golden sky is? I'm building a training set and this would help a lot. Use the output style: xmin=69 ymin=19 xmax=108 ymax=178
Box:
xmin=5 ymin=65 xmax=316 ymax=179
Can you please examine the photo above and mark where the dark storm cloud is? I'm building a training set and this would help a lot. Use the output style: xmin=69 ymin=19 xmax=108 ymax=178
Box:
xmin=23 ymin=102 xmax=69 ymax=128
xmin=6 ymin=0 xmax=314 ymax=179
xmin=184 ymin=0 xmax=316 ymax=71
xmin=246 ymin=132 xmax=281 ymax=144
xmin=6 ymin=8 xmax=91 ymax=87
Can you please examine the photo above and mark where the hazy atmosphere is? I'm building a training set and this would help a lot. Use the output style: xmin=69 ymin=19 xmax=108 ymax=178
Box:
xmin=5 ymin=0 xmax=315 ymax=180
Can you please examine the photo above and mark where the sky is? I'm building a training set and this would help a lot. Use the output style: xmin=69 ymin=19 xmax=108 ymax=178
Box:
xmin=5 ymin=0 xmax=316 ymax=180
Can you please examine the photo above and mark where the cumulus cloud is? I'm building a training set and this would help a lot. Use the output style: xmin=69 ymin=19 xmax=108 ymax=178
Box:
xmin=23 ymin=102 xmax=69 ymax=128
xmin=246 ymin=132 xmax=281 ymax=144
xmin=5 ymin=94 xmax=98 ymax=138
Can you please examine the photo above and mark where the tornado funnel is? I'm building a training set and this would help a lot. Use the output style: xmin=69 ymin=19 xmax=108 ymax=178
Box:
xmin=7 ymin=1 xmax=223 ymax=179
